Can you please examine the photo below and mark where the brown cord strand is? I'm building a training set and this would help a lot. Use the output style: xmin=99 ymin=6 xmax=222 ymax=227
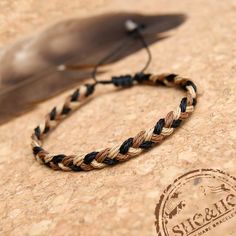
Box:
xmin=31 ymin=72 xmax=197 ymax=171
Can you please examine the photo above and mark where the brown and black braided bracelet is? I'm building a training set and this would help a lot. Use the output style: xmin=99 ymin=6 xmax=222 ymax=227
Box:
xmin=31 ymin=72 xmax=197 ymax=171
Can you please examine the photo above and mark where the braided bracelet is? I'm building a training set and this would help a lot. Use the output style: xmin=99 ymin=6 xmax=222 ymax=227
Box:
xmin=31 ymin=72 xmax=197 ymax=171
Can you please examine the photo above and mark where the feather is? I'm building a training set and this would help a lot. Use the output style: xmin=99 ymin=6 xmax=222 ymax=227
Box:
xmin=0 ymin=12 xmax=186 ymax=124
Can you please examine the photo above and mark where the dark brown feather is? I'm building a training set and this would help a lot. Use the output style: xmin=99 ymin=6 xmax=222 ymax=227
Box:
xmin=0 ymin=12 xmax=186 ymax=125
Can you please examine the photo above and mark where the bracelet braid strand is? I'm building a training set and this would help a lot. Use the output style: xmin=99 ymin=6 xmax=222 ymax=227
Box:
xmin=31 ymin=73 xmax=197 ymax=171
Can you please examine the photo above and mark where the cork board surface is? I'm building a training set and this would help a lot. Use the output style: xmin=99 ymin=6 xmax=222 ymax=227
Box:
xmin=0 ymin=0 xmax=236 ymax=235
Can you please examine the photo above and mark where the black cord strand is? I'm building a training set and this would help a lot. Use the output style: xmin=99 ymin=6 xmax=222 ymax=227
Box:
xmin=137 ymin=32 xmax=152 ymax=73
xmin=92 ymin=38 xmax=129 ymax=84
xmin=92 ymin=21 xmax=152 ymax=85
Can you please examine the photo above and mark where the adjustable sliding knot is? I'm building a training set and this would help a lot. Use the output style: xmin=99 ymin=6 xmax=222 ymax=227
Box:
xmin=111 ymin=74 xmax=133 ymax=87
xmin=97 ymin=73 xmax=151 ymax=88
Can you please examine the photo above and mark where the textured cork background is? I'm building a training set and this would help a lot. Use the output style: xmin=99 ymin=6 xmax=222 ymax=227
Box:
xmin=0 ymin=0 xmax=236 ymax=235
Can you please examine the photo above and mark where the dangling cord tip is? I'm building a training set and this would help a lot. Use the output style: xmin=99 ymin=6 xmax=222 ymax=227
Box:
xmin=92 ymin=19 xmax=152 ymax=86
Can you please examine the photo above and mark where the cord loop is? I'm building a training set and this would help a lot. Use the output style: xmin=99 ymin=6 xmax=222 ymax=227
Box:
xmin=31 ymin=73 xmax=197 ymax=171
xmin=31 ymin=20 xmax=198 ymax=172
